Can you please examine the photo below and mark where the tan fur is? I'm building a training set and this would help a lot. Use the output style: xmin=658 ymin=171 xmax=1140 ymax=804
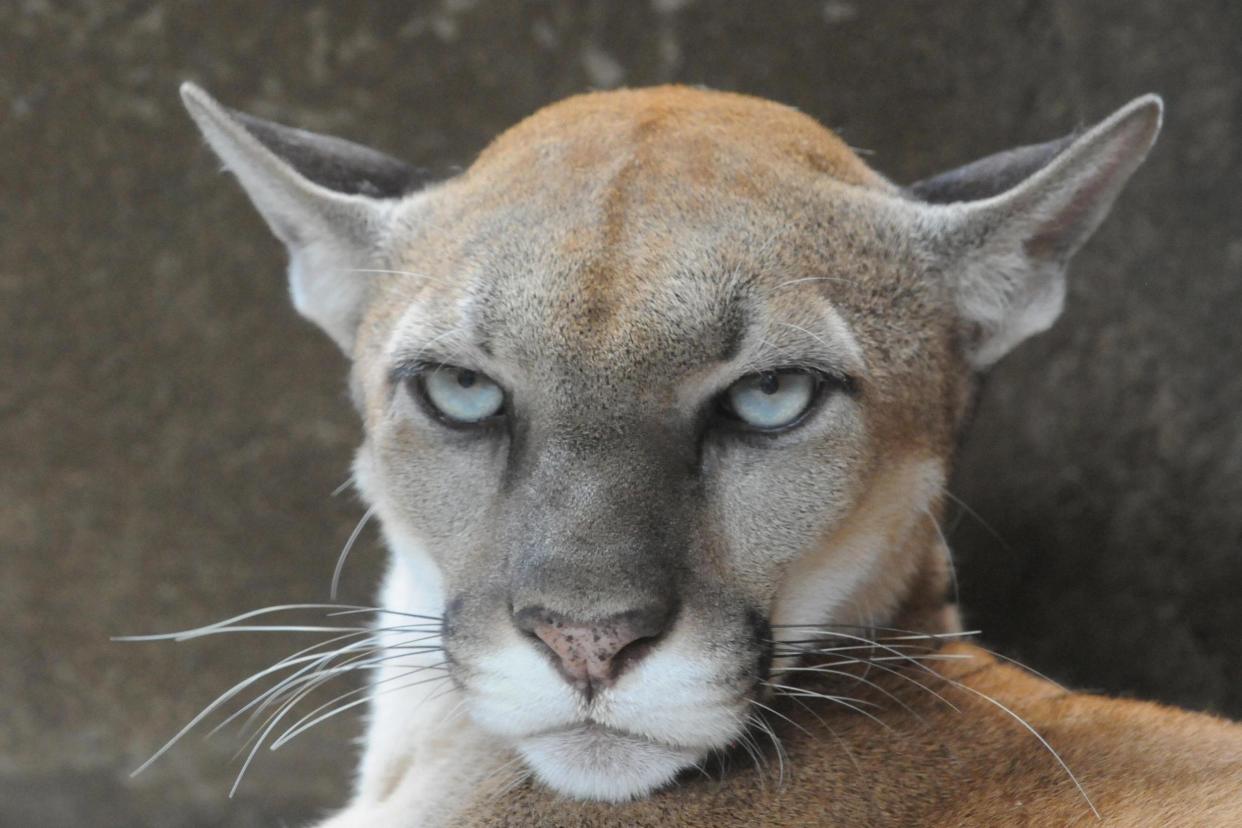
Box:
xmin=177 ymin=84 xmax=1236 ymax=827
xmin=458 ymin=643 xmax=1242 ymax=827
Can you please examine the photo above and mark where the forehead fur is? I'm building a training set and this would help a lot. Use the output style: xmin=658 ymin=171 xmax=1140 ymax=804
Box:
xmin=470 ymin=85 xmax=891 ymax=191
xmin=361 ymin=85 xmax=956 ymax=452
xmin=374 ymin=86 xmax=917 ymax=358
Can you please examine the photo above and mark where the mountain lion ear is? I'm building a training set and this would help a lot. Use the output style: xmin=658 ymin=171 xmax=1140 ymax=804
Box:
xmin=913 ymin=95 xmax=1163 ymax=368
xmin=180 ymin=82 xmax=423 ymax=351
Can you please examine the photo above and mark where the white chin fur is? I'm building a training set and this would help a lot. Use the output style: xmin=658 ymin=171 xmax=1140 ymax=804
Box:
xmin=518 ymin=726 xmax=701 ymax=802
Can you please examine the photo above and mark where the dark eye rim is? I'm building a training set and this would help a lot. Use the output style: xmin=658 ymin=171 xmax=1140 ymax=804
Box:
xmin=400 ymin=363 xmax=508 ymax=430
xmin=714 ymin=368 xmax=857 ymax=435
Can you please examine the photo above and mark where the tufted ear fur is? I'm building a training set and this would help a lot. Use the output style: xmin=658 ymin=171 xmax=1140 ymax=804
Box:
xmin=180 ymin=83 xmax=424 ymax=351
xmin=913 ymin=95 xmax=1163 ymax=368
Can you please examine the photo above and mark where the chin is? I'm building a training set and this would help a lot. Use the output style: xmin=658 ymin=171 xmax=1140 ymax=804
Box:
xmin=516 ymin=725 xmax=704 ymax=801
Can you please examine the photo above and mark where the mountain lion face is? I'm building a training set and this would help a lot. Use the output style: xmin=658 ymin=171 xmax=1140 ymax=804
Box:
xmin=181 ymin=85 xmax=1159 ymax=801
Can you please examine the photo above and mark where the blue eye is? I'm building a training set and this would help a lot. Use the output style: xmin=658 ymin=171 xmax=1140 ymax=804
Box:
xmin=724 ymin=371 xmax=817 ymax=430
xmin=418 ymin=366 xmax=505 ymax=424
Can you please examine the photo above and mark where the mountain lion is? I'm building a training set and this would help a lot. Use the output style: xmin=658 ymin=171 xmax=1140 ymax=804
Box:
xmin=166 ymin=83 xmax=1242 ymax=826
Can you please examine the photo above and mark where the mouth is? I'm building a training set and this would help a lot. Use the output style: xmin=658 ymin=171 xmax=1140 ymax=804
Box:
xmin=515 ymin=722 xmax=706 ymax=801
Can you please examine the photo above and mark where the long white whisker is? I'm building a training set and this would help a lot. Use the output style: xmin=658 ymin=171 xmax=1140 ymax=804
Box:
xmin=115 ymin=603 xmax=440 ymax=642
xmin=277 ymin=665 xmax=453 ymax=751
xmin=230 ymin=645 xmax=392 ymax=751
xmin=127 ymin=626 xmax=405 ymax=776
xmin=797 ymin=656 xmax=962 ymax=714
xmin=941 ymin=488 xmax=1017 ymax=556
xmin=938 ymin=673 xmax=1100 ymax=819
xmin=924 ymin=506 xmax=961 ymax=608
xmin=749 ymin=697 xmax=814 ymax=738
xmin=770 ymin=665 xmax=921 ymax=719
xmin=768 ymin=687 xmax=893 ymax=732
xmin=748 ymin=710 xmax=787 ymax=785
xmin=734 ymin=721 xmax=768 ymax=781
xmin=478 ymin=754 xmax=530 ymax=804
xmin=270 ymin=663 xmax=450 ymax=749
xmin=221 ymin=636 xmax=443 ymax=739
xmin=121 ymin=607 xmax=444 ymax=777
xmin=325 ymin=607 xmax=443 ymax=622
xmin=772 ymin=275 xmax=854 ymax=291
xmin=330 ymin=506 xmax=377 ymax=600
xmin=780 ymin=627 xmax=1097 ymax=818
xmin=226 ymin=653 xmax=446 ymax=798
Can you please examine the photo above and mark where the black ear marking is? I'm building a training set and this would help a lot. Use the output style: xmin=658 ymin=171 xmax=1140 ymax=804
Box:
xmin=229 ymin=108 xmax=431 ymax=199
xmin=908 ymin=132 xmax=1077 ymax=204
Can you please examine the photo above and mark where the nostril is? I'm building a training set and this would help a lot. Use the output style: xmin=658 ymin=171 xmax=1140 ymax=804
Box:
xmin=608 ymin=633 xmax=661 ymax=680
xmin=511 ymin=604 xmax=675 ymax=691
xmin=519 ymin=625 xmax=557 ymax=661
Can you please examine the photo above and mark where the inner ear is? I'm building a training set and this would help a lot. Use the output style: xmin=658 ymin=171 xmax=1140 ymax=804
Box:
xmin=228 ymin=108 xmax=430 ymax=199
xmin=909 ymin=133 xmax=1077 ymax=205
xmin=180 ymin=83 xmax=434 ymax=352
xmin=909 ymin=95 xmax=1162 ymax=369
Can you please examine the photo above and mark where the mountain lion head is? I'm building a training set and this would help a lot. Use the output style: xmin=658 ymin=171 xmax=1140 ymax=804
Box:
xmin=181 ymin=84 xmax=1160 ymax=802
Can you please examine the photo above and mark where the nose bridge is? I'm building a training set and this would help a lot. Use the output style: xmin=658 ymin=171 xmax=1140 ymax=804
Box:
xmin=506 ymin=428 xmax=687 ymax=620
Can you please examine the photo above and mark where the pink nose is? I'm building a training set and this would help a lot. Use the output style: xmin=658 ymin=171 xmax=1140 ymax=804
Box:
xmin=515 ymin=606 xmax=671 ymax=695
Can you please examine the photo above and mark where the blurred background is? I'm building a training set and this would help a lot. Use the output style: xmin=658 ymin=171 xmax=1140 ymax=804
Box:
xmin=3 ymin=1 xmax=1239 ymax=825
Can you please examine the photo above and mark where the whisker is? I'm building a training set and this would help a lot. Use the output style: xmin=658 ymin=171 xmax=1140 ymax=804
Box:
xmin=115 ymin=603 xmax=442 ymax=642
xmin=772 ymin=276 xmax=855 ymax=291
xmin=125 ymin=622 xmax=440 ymax=641
xmin=782 ymin=690 xmax=866 ymax=780
xmin=776 ymin=653 xmax=975 ymax=666
xmin=769 ymin=624 xmax=980 ymax=638
xmin=771 ymin=638 xmax=942 ymax=651
xmin=302 ymin=666 xmax=454 ymax=741
xmin=732 ymin=722 xmax=768 ymax=781
xmin=923 ymin=506 xmax=961 ymax=608
xmin=221 ymin=636 xmax=443 ymax=739
xmin=769 ymin=666 xmax=921 ymax=720
xmin=229 ymin=659 xmax=449 ymax=798
xmin=325 ymin=607 xmax=443 ymax=622
xmin=771 ymin=628 xmax=977 ymax=663
xmin=770 ymin=628 xmax=973 ymax=730
xmin=125 ymin=628 xmax=392 ymax=776
xmin=767 ymin=687 xmax=893 ymax=732
xmin=213 ymin=637 xmax=388 ymax=738
xmin=749 ymin=697 xmax=814 ymax=739
xmin=227 ymin=641 xmax=405 ymax=745
xmin=121 ymin=605 xmax=444 ymax=777
xmin=763 ymin=683 xmax=882 ymax=710
xmin=798 ymin=656 xmax=962 ymax=714
xmin=966 ymin=646 xmax=1071 ymax=693
xmin=942 ymin=675 xmax=1100 ymax=819
xmin=747 ymin=710 xmax=788 ymax=785
xmin=477 ymin=753 xmax=531 ymax=804
xmin=330 ymin=506 xmax=377 ymax=600
xmin=772 ymin=321 xmax=839 ymax=363
xmin=270 ymin=663 xmax=450 ymax=749
xmin=940 ymin=488 xmax=1017 ymax=557
xmin=776 ymin=627 xmax=1097 ymax=818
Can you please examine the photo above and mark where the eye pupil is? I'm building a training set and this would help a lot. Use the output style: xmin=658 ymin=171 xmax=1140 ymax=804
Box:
xmin=414 ymin=365 xmax=504 ymax=426
xmin=723 ymin=370 xmax=819 ymax=431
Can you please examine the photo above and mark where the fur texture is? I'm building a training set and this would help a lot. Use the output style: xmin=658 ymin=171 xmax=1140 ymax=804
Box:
xmin=455 ymin=643 xmax=1242 ymax=827
xmin=173 ymin=84 xmax=1237 ymax=827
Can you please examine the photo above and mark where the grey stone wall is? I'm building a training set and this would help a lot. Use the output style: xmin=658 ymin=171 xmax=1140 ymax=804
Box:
xmin=3 ymin=1 xmax=1238 ymax=825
